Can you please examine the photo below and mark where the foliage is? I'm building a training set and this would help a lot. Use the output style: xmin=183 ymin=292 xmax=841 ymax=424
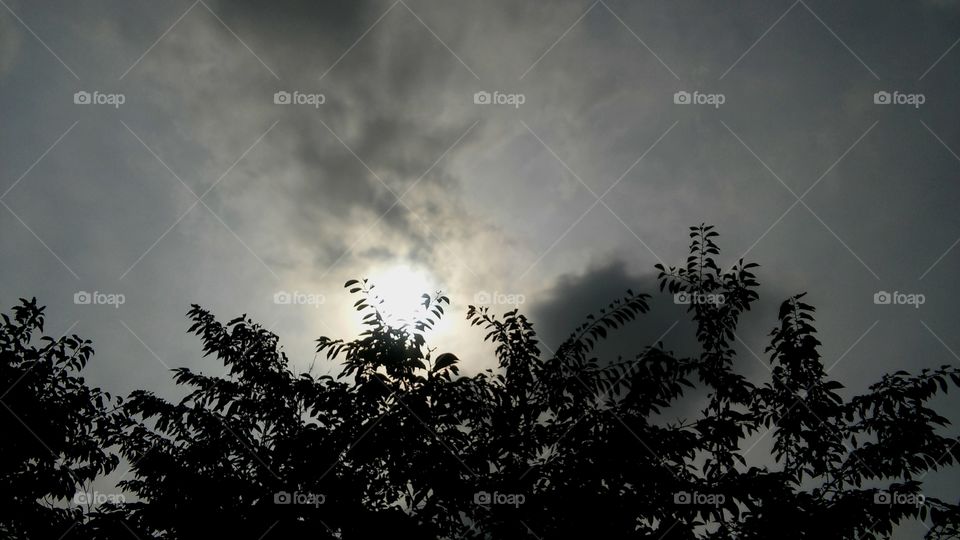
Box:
xmin=2 ymin=226 xmax=959 ymax=539
xmin=0 ymin=298 xmax=120 ymax=539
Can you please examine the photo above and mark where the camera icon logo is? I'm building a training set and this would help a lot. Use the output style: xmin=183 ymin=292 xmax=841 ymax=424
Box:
xmin=474 ymin=291 xmax=492 ymax=305
xmin=673 ymin=91 xmax=691 ymax=105
xmin=74 ymin=291 xmax=92 ymax=304
xmin=474 ymin=91 xmax=491 ymax=105
xmin=474 ymin=491 xmax=491 ymax=504
xmin=274 ymin=491 xmax=292 ymax=504
xmin=74 ymin=91 xmax=91 ymax=105
xmin=274 ymin=91 xmax=291 ymax=105
xmin=673 ymin=292 xmax=691 ymax=304
xmin=873 ymin=291 xmax=891 ymax=305
xmin=674 ymin=491 xmax=691 ymax=504
xmin=874 ymin=491 xmax=891 ymax=504
xmin=273 ymin=291 xmax=292 ymax=304
xmin=873 ymin=91 xmax=891 ymax=105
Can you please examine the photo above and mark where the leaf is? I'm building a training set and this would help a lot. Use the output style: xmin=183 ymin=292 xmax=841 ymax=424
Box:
xmin=433 ymin=352 xmax=459 ymax=372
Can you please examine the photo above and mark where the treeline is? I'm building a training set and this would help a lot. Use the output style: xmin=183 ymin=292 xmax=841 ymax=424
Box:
xmin=2 ymin=226 xmax=959 ymax=539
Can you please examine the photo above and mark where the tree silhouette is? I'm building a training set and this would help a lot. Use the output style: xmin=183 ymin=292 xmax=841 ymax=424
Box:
xmin=0 ymin=298 xmax=120 ymax=539
xmin=2 ymin=226 xmax=959 ymax=539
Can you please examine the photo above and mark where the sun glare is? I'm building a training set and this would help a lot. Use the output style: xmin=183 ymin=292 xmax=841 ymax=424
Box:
xmin=367 ymin=264 xmax=437 ymax=322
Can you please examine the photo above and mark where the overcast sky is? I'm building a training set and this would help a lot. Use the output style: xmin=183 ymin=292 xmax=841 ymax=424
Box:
xmin=2 ymin=1 xmax=959 ymax=535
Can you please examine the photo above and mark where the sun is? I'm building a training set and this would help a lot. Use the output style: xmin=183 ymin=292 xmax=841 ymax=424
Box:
xmin=367 ymin=264 xmax=437 ymax=322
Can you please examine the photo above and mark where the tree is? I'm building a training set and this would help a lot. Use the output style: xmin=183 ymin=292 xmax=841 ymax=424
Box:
xmin=3 ymin=226 xmax=959 ymax=538
xmin=0 ymin=298 xmax=120 ymax=539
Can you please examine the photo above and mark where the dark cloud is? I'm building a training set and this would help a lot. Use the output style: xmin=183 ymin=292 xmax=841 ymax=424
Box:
xmin=528 ymin=256 xmax=786 ymax=391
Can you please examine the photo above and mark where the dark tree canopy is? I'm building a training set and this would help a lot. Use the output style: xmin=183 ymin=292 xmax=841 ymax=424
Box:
xmin=0 ymin=298 xmax=120 ymax=539
xmin=2 ymin=226 xmax=959 ymax=539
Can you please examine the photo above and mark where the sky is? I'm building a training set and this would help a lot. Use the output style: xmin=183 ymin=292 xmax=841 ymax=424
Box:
xmin=1 ymin=0 xmax=959 ymax=535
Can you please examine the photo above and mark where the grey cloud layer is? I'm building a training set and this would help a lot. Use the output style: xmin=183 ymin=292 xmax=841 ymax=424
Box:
xmin=1 ymin=3 xmax=959 ymax=534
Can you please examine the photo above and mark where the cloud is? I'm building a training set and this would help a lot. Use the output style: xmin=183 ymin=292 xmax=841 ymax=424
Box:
xmin=528 ymin=256 xmax=784 ymax=376
xmin=0 ymin=15 xmax=21 ymax=77
xmin=108 ymin=1 xmax=495 ymax=284
xmin=4 ymin=3 xmax=960 ymax=534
